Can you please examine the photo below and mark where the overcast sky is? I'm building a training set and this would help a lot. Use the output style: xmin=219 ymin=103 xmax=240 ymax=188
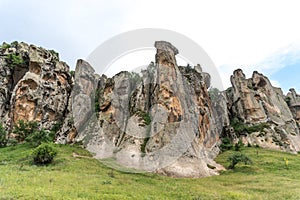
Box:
xmin=1 ymin=0 xmax=300 ymax=92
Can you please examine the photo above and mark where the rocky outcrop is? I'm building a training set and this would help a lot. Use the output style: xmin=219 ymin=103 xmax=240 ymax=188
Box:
xmin=0 ymin=42 xmax=73 ymax=132
xmin=228 ymin=69 xmax=300 ymax=152
xmin=286 ymin=89 xmax=300 ymax=127
xmin=2 ymin=40 xmax=300 ymax=178
xmin=70 ymin=41 xmax=224 ymax=177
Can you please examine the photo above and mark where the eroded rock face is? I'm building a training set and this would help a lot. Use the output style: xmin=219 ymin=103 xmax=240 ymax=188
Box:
xmin=286 ymin=89 xmax=300 ymax=127
xmin=3 ymin=40 xmax=300 ymax=178
xmin=0 ymin=42 xmax=72 ymax=132
xmin=228 ymin=69 xmax=300 ymax=152
xmin=71 ymin=41 xmax=224 ymax=178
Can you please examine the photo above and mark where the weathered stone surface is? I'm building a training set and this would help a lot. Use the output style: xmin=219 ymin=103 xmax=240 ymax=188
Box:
xmin=2 ymin=40 xmax=300 ymax=178
xmin=70 ymin=41 xmax=224 ymax=177
xmin=228 ymin=69 xmax=300 ymax=152
xmin=286 ymin=88 xmax=300 ymax=127
xmin=0 ymin=42 xmax=72 ymax=133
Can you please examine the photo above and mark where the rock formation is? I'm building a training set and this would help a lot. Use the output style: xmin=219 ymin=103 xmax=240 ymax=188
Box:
xmin=70 ymin=41 xmax=224 ymax=177
xmin=0 ymin=42 xmax=73 ymax=132
xmin=227 ymin=69 xmax=300 ymax=152
xmin=286 ymin=88 xmax=300 ymax=127
xmin=1 ymin=40 xmax=300 ymax=178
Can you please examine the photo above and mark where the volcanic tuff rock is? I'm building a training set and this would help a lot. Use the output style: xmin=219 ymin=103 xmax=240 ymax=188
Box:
xmin=227 ymin=69 xmax=300 ymax=152
xmin=70 ymin=41 xmax=225 ymax=177
xmin=286 ymin=88 xmax=300 ymax=127
xmin=1 ymin=40 xmax=300 ymax=178
xmin=0 ymin=42 xmax=73 ymax=132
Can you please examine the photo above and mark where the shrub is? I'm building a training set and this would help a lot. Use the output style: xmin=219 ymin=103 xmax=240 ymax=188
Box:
xmin=227 ymin=152 xmax=252 ymax=169
xmin=230 ymin=118 xmax=269 ymax=134
xmin=13 ymin=120 xmax=39 ymax=142
xmin=5 ymin=53 xmax=25 ymax=68
xmin=25 ymin=129 xmax=55 ymax=147
xmin=0 ymin=124 xmax=8 ymax=148
xmin=51 ymin=122 xmax=62 ymax=134
xmin=220 ymin=137 xmax=233 ymax=151
xmin=0 ymin=43 xmax=11 ymax=49
xmin=32 ymin=143 xmax=57 ymax=165
xmin=70 ymin=70 xmax=75 ymax=77
xmin=8 ymin=138 xmax=18 ymax=146
xmin=234 ymin=139 xmax=244 ymax=151
xmin=49 ymin=50 xmax=59 ymax=59
xmin=11 ymin=41 xmax=18 ymax=46
xmin=136 ymin=110 xmax=151 ymax=125
xmin=285 ymin=97 xmax=291 ymax=106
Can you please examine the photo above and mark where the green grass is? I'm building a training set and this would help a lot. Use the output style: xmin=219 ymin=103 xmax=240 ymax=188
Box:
xmin=1 ymin=144 xmax=300 ymax=199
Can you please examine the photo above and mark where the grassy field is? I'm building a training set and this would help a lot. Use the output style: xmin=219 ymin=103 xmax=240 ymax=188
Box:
xmin=0 ymin=144 xmax=300 ymax=200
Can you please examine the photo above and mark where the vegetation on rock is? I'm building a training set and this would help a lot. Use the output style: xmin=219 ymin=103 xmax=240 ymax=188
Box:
xmin=49 ymin=49 xmax=59 ymax=59
xmin=13 ymin=120 xmax=39 ymax=142
xmin=230 ymin=118 xmax=269 ymax=135
xmin=25 ymin=129 xmax=55 ymax=147
xmin=0 ymin=43 xmax=11 ymax=49
xmin=5 ymin=53 xmax=25 ymax=68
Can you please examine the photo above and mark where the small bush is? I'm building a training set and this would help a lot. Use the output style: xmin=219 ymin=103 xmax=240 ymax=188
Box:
xmin=5 ymin=53 xmax=25 ymax=68
xmin=136 ymin=110 xmax=151 ymax=125
xmin=32 ymin=143 xmax=57 ymax=165
xmin=49 ymin=50 xmax=59 ymax=59
xmin=285 ymin=97 xmax=291 ymax=106
xmin=234 ymin=139 xmax=244 ymax=151
xmin=8 ymin=138 xmax=18 ymax=146
xmin=70 ymin=70 xmax=75 ymax=77
xmin=230 ymin=118 xmax=269 ymax=134
xmin=51 ymin=122 xmax=62 ymax=134
xmin=220 ymin=137 xmax=233 ymax=151
xmin=227 ymin=153 xmax=252 ymax=169
xmin=25 ymin=129 xmax=55 ymax=147
xmin=11 ymin=41 xmax=18 ymax=46
xmin=0 ymin=124 xmax=8 ymax=148
xmin=13 ymin=120 xmax=39 ymax=142
xmin=0 ymin=43 xmax=11 ymax=49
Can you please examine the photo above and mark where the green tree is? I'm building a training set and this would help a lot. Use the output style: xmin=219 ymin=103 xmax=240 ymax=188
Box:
xmin=0 ymin=124 xmax=8 ymax=148
xmin=13 ymin=120 xmax=39 ymax=142
xmin=25 ymin=129 xmax=54 ymax=147
xmin=32 ymin=143 xmax=58 ymax=165
xmin=227 ymin=152 xmax=252 ymax=169
xmin=220 ymin=137 xmax=233 ymax=152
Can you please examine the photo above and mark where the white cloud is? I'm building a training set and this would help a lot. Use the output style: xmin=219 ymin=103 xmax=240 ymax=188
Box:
xmin=0 ymin=0 xmax=131 ymax=66
xmin=1 ymin=0 xmax=300 ymax=88
xmin=119 ymin=0 xmax=300 ymax=88
xmin=257 ymin=43 xmax=300 ymax=75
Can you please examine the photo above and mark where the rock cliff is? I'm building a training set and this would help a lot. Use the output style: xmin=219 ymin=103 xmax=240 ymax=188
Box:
xmin=1 ymin=40 xmax=300 ymax=178
xmin=70 ymin=41 xmax=224 ymax=177
xmin=227 ymin=69 xmax=300 ymax=152
xmin=0 ymin=42 xmax=72 ymax=133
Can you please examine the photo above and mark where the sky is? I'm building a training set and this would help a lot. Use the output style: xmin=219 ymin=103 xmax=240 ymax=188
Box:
xmin=1 ymin=0 xmax=300 ymax=93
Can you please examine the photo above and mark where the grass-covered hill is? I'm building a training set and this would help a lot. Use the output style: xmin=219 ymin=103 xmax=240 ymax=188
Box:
xmin=0 ymin=144 xmax=300 ymax=199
